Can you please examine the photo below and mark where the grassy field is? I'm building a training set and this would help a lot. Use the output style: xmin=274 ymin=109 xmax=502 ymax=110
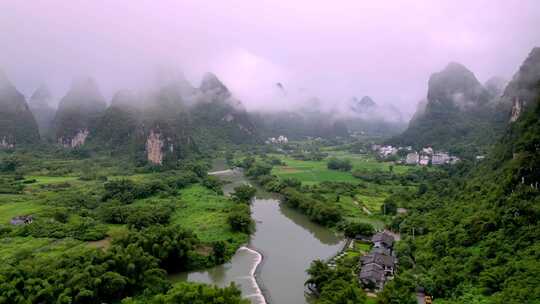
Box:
xmin=332 ymin=195 xmax=386 ymax=229
xmin=366 ymin=297 xmax=378 ymax=304
xmin=272 ymin=157 xmax=356 ymax=185
xmin=26 ymin=175 xmax=79 ymax=185
xmin=171 ymin=185 xmax=248 ymax=245
xmin=0 ymin=199 xmax=44 ymax=224
xmin=0 ymin=236 xmax=89 ymax=263
xmin=271 ymin=152 xmax=413 ymax=185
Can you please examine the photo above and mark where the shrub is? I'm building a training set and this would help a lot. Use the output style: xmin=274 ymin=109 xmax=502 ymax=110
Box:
xmin=327 ymin=158 xmax=352 ymax=171
xmin=343 ymin=222 xmax=375 ymax=238
xmin=231 ymin=185 xmax=256 ymax=204
xmin=228 ymin=205 xmax=253 ymax=233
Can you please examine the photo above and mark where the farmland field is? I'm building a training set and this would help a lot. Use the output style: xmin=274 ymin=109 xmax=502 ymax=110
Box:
xmin=268 ymin=151 xmax=422 ymax=226
xmin=271 ymin=151 xmax=414 ymax=185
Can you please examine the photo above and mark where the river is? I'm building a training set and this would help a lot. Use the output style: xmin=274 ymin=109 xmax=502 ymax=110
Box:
xmin=171 ymin=160 xmax=344 ymax=304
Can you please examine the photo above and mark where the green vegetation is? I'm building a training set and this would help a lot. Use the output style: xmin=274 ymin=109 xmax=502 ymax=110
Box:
xmin=271 ymin=152 xmax=414 ymax=185
xmin=171 ymin=185 xmax=249 ymax=246
xmin=122 ymin=282 xmax=249 ymax=304
xmin=306 ymin=260 xmax=367 ymax=304
xmin=231 ymin=146 xmax=434 ymax=233
xmin=230 ymin=184 xmax=257 ymax=203
xmin=327 ymin=157 xmax=352 ymax=171
xmin=0 ymin=150 xmax=250 ymax=303
xmin=381 ymin=99 xmax=540 ymax=303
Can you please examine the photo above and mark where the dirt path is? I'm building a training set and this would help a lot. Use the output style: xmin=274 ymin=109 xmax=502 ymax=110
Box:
xmin=354 ymin=200 xmax=373 ymax=215
xmin=208 ymin=169 xmax=234 ymax=175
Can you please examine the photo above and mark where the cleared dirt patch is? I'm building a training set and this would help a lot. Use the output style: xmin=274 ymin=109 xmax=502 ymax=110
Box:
xmin=88 ymin=237 xmax=112 ymax=250
xmin=278 ymin=166 xmax=302 ymax=173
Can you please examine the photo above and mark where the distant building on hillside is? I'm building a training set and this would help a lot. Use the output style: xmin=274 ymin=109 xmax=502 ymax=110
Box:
xmin=422 ymin=147 xmax=433 ymax=155
xmin=419 ymin=155 xmax=430 ymax=166
xmin=406 ymin=152 xmax=419 ymax=165
xmin=266 ymin=135 xmax=289 ymax=144
xmin=10 ymin=215 xmax=33 ymax=225
xmin=378 ymin=145 xmax=398 ymax=158
xmin=432 ymin=152 xmax=450 ymax=165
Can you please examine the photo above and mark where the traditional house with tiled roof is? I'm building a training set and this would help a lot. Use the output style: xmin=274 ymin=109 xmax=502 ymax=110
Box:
xmin=361 ymin=252 xmax=395 ymax=275
xmin=359 ymin=263 xmax=385 ymax=290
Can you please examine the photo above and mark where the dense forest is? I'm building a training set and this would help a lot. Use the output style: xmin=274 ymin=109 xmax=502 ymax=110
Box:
xmin=380 ymin=97 xmax=540 ymax=303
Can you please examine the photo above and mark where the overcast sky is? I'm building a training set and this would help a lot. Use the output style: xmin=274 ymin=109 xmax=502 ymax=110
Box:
xmin=1 ymin=0 xmax=539 ymax=116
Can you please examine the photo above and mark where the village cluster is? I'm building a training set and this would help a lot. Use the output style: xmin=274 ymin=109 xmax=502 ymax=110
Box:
xmin=372 ymin=145 xmax=460 ymax=166
xmin=265 ymin=135 xmax=289 ymax=145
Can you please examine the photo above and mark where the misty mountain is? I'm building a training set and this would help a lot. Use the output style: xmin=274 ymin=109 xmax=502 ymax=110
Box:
xmin=253 ymin=110 xmax=349 ymax=140
xmin=28 ymin=84 xmax=56 ymax=137
xmin=499 ymin=47 xmax=540 ymax=122
xmin=69 ymin=72 xmax=258 ymax=165
xmin=484 ymin=76 xmax=507 ymax=101
xmin=390 ymin=62 xmax=506 ymax=156
xmin=53 ymin=77 xmax=107 ymax=148
xmin=391 ymin=48 xmax=540 ymax=157
xmin=342 ymin=96 xmax=406 ymax=135
xmin=190 ymin=73 xmax=258 ymax=150
xmin=349 ymin=96 xmax=376 ymax=114
xmin=0 ymin=70 xmax=40 ymax=147
xmin=89 ymin=90 xmax=143 ymax=153
xmin=387 ymin=51 xmax=540 ymax=304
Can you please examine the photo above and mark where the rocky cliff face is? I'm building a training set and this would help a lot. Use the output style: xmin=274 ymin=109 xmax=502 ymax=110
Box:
xmin=54 ymin=77 xmax=106 ymax=147
xmin=59 ymin=128 xmax=89 ymax=148
xmin=0 ymin=70 xmax=40 ymax=147
xmin=28 ymin=85 xmax=56 ymax=137
xmin=500 ymin=47 xmax=540 ymax=122
xmin=146 ymin=130 xmax=165 ymax=165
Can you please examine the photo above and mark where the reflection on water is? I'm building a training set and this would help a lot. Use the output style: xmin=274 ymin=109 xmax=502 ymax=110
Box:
xmin=278 ymin=202 xmax=343 ymax=246
xmin=250 ymin=199 xmax=343 ymax=304
xmin=176 ymin=160 xmax=344 ymax=304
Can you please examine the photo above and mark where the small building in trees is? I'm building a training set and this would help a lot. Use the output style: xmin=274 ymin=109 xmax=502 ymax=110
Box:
xmin=406 ymin=152 xmax=419 ymax=165
xmin=10 ymin=215 xmax=33 ymax=225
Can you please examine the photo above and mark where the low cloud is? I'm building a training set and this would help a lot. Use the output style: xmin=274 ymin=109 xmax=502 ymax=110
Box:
xmin=1 ymin=0 xmax=539 ymax=120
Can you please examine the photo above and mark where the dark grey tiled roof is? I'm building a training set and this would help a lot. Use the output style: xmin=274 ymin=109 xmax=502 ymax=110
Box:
xmin=359 ymin=264 xmax=385 ymax=282
xmin=372 ymin=232 xmax=394 ymax=247
xmin=361 ymin=252 xmax=395 ymax=267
